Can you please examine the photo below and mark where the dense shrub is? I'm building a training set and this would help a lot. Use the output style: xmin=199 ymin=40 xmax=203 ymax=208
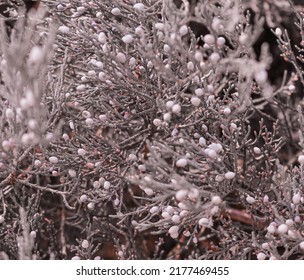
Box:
xmin=0 ymin=0 xmax=304 ymax=260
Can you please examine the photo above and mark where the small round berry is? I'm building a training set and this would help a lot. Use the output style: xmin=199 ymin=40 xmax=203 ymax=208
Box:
xmin=179 ymin=25 xmax=188 ymax=36
xmin=223 ymin=108 xmax=231 ymax=115
xmin=198 ymin=217 xmax=210 ymax=227
xmin=176 ymin=158 xmax=188 ymax=168
xmin=149 ymin=206 xmax=159 ymax=214
xmin=178 ymin=202 xmax=188 ymax=210
xmin=138 ymin=164 xmax=146 ymax=172
xmin=162 ymin=211 xmax=171 ymax=219
xmin=154 ymin=23 xmax=164 ymax=31
xmin=103 ymin=181 xmax=111 ymax=189
xmin=288 ymin=84 xmax=295 ymax=91
xmin=175 ymin=189 xmax=188 ymax=201
xmin=255 ymin=70 xmax=268 ymax=83
xmin=298 ymin=155 xmax=304 ymax=164
xmin=133 ymin=3 xmax=145 ymax=11
xmin=292 ymin=193 xmax=301 ymax=204
xmin=98 ymin=32 xmax=107 ymax=43
xmin=267 ymin=224 xmax=276 ymax=234
xmin=76 ymin=84 xmax=86 ymax=92
xmin=122 ymin=34 xmax=134 ymax=44
xmin=96 ymin=61 xmax=103 ymax=68
xmin=285 ymin=219 xmax=294 ymax=227
xmin=77 ymin=148 xmax=86 ymax=156
xmin=212 ymin=18 xmax=221 ymax=30
xmin=180 ymin=210 xmax=189 ymax=217
xmin=2 ymin=140 xmax=11 ymax=152
xmin=224 ymin=171 xmax=235 ymax=180
xmin=215 ymin=175 xmax=224 ymax=182
xmin=93 ymin=181 xmax=101 ymax=189
xmin=246 ymin=196 xmax=256 ymax=204
xmin=171 ymin=215 xmax=181 ymax=223
xmin=113 ymin=199 xmax=120 ymax=206
xmin=49 ymin=156 xmax=59 ymax=164
xmin=275 ymin=28 xmax=282 ymax=37
xmin=85 ymin=118 xmax=94 ymax=125
xmin=195 ymin=88 xmax=204 ymax=96
xmin=34 ymin=159 xmax=42 ymax=167
xmin=80 ymin=195 xmax=88 ymax=203
xmin=211 ymin=195 xmax=222 ymax=205
xmin=187 ymin=61 xmax=194 ymax=71
xmin=199 ymin=137 xmax=206 ymax=146
xmin=166 ymin=100 xmax=174 ymax=109
xmin=172 ymin=104 xmax=181 ymax=114
xmin=277 ymin=224 xmax=288 ymax=234
xmin=99 ymin=114 xmax=107 ymax=122
xmin=257 ymin=252 xmax=266 ymax=260
xmin=81 ymin=240 xmax=89 ymax=249
xmin=82 ymin=110 xmax=91 ymax=118
xmin=153 ymin=118 xmax=162 ymax=127
xmin=163 ymin=113 xmax=172 ymax=122
xmin=5 ymin=108 xmax=14 ymax=119
xmin=87 ymin=70 xmax=96 ymax=77
xmin=204 ymin=34 xmax=215 ymax=45
xmin=87 ymin=202 xmax=95 ymax=210
xmin=230 ymin=123 xmax=237 ymax=132
xmin=217 ymin=37 xmax=226 ymax=46
xmin=116 ymin=52 xmax=126 ymax=63
xmin=207 ymin=149 xmax=217 ymax=159
xmin=253 ymin=147 xmax=261 ymax=154
xmin=135 ymin=26 xmax=145 ymax=36
xmin=144 ymin=188 xmax=154 ymax=196
xmin=58 ymin=25 xmax=69 ymax=34
xmin=163 ymin=44 xmax=170 ymax=52
xmin=288 ymin=229 xmax=297 ymax=239
xmin=98 ymin=72 xmax=106 ymax=81
xmin=194 ymin=51 xmax=203 ymax=61
xmin=294 ymin=216 xmax=301 ymax=223
xmin=168 ymin=225 xmax=179 ymax=235
xmin=68 ymin=169 xmax=77 ymax=177
xmin=111 ymin=8 xmax=121 ymax=16
xmin=209 ymin=52 xmax=220 ymax=63
xmin=191 ymin=96 xmax=201 ymax=107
